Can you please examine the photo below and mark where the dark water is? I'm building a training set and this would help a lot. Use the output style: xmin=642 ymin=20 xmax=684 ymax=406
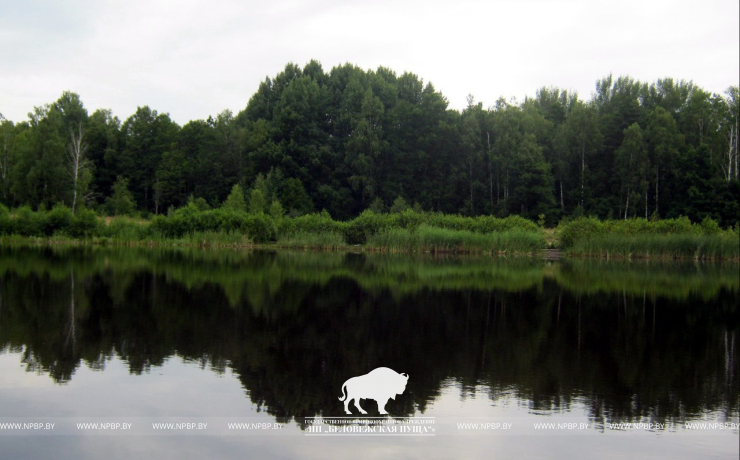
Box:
xmin=0 ymin=246 xmax=737 ymax=459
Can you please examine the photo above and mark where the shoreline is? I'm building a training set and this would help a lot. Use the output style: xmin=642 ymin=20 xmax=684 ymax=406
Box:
xmin=2 ymin=234 xmax=738 ymax=262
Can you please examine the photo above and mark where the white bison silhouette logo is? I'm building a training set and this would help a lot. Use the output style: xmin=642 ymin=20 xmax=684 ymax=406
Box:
xmin=338 ymin=367 xmax=409 ymax=415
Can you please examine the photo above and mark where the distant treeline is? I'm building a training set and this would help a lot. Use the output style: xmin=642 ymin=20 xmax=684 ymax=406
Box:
xmin=0 ymin=61 xmax=738 ymax=226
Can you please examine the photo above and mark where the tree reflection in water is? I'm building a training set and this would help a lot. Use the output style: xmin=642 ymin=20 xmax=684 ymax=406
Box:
xmin=0 ymin=246 xmax=737 ymax=427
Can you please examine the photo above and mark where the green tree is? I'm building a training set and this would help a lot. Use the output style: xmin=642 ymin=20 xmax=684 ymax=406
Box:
xmin=222 ymin=184 xmax=247 ymax=212
xmin=269 ymin=199 xmax=284 ymax=221
xmin=556 ymin=100 xmax=602 ymax=211
xmin=593 ymin=75 xmax=642 ymax=217
xmin=65 ymin=122 xmax=91 ymax=213
xmin=390 ymin=196 xmax=408 ymax=214
xmin=615 ymin=123 xmax=649 ymax=219
xmin=119 ymin=107 xmax=179 ymax=212
xmin=155 ymin=149 xmax=188 ymax=213
xmin=345 ymin=87 xmax=385 ymax=207
xmin=53 ymin=92 xmax=91 ymax=212
xmin=459 ymin=99 xmax=485 ymax=216
xmin=367 ymin=197 xmax=385 ymax=214
xmin=12 ymin=105 xmax=67 ymax=208
xmin=3 ymin=64 xmax=736 ymax=226
xmin=488 ymin=100 xmax=526 ymax=216
xmin=278 ymin=177 xmax=314 ymax=216
xmin=211 ymin=110 xmax=244 ymax=195
xmin=646 ymin=106 xmax=683 ymax=217
xmin=249 ymin=189 xmax=266 ymax=215
xmin=509 ymin=134 xmax=556 ymax=221
xmin=54 ymin=91 xmax=88 ymax=130
xmin=720 ymin=86 xmax=739 ymax=181
xmin=0 ymin=116 xmax=17 ymax=204
xmin=188 ymin=195 xmax=211 ymax=211
xmin=106 ymin=176 xmax=136 ymax=216
xmin=86 ymin=109 xmax=120 ymax=206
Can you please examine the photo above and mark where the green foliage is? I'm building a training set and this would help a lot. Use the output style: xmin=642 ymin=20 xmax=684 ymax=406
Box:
xmin=5 ymin=201 xmax=736 ymax=260
xmin=277 ymin=230 xmax=346 ymax=249
xmin=102 ymin=216 xmax=152 ymax=241
xmin=0 ymin=204 xmax=99 ymax=238
xmin=118 ymin=106 xmax=179 ymax=212
xmin=700 ymin=216 xmax=721 ymax=235
xmin=68 ymin=208 xmax=100 ymax=238
xmin=249 ymin=189 xmax=266 ymax=215
xmin=343 ymin=210 xmax=391 ymax=244
xmin=149 ymin=205 xmax=275 ymax=243
xmin=615 ymin=123 xmax=649 ymax=218
xmin=0 ymin=204 xmax=9 ymax=234
xmin=12 ymin=206 xmax=44 ymax=236
xmin=241 ymin=212 xmax=274 ymax=243
xmin=106 ymin=176 xmax=136 ymax=216
xmin=189 ymin=195 xmax=211 ymax=211
xmin=367 ymin=197 xmax=386 ymax=214
xmin=222 ymin=184 xmax=247 ymax=212
xmin=569 ymin=233 xmax=739 ymax=260
xmin=11 ymin=105 xmax=69 ymax=209
xmin=269 ymin=200 xmax=284 ymax=221
xmin=43 ymin=204 xmax=73 ymax=235
xmin=278 ymin=212 xmax=347 ymax=239
xmin=390 ymin=196 xmax=408 ymax=213
xmin=366 ymin=225 xmax=544 ymax=254
xmin=558 ymin=216 xmax=737 ymax=259
xmin=155 ymin=149 xmax=188 ymax=211
xmin=278 ymin=178 xmax=314 ymax=216
xmin=3 ymin=73 xmax=739 ymax=238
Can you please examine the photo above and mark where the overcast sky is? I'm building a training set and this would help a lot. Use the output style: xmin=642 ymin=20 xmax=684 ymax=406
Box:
xmin=1 ymin=0 xmax=738 ymax=125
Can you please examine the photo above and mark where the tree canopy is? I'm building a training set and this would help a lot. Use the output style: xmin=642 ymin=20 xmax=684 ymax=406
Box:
xmin=2 ymin=63 xmax=737 ymax=226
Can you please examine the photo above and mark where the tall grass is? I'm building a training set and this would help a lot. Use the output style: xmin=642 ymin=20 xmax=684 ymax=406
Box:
xmin=8 ymin=204 xmax=735 ymax=260
xmin=100 ymin=216 xmax=152 ymax=242
xmin=570 ymin=233 xmax=739 ymax=260
xmin=560 ymin=216 xmax=739 ymax=260
xmin=276 ymin=231 xmax=347 ymax=250
xmin=366 ymin=225 xmax=545 ymax=254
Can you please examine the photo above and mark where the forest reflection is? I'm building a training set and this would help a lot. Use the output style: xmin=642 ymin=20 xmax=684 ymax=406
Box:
xmin=0 ymin=246 xmax=737 ymax=427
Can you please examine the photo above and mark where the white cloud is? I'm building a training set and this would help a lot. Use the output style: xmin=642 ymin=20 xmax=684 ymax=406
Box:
xmin=1 ymin=0 xmax=737 ymax=124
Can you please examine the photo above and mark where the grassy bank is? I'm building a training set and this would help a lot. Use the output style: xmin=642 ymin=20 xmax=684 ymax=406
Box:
xmin=365 ymin=225 xmax=544 ymax=254
xmin=558 ymin=216 xmax=739 ymax=260
xmin=0 ymin=204 xmax=544 ymax=255
xmin=1 ymin=203 xmax=738 ymax=260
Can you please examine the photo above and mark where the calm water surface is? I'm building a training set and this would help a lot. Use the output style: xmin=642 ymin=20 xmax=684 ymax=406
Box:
xmin=0 ymin=247 xmax=737 ymax=459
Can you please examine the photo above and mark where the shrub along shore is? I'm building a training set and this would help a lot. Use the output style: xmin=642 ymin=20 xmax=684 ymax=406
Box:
xmin=558 ymin=215 xmax=739 ymax=260
xmin=0 ymin=203 xmax=737 ymax=260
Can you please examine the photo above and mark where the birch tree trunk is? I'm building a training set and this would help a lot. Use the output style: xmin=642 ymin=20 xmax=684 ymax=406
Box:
xmin=625 ymin=188 xmax=630 ymax=219
xmin=66 ymin=123 xmax=88 ymax=213
xmin=487 ymin=132 xmax=493 ymax=209
xmin=725 ymin=123 xmax=737 ymax=181
xmin=654 ymin=165 xmax=659 ymax=217
xmin=581 ymin=138 xmax=585 ymax=208
xmin=1 ymin=131 xmax=8 ymax=202
xmin=560 ymin=181 xmax=564 ymax=211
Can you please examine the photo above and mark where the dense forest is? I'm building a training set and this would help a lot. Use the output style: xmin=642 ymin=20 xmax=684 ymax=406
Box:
xmin=1 ymin=61 xmax=738 ymax=225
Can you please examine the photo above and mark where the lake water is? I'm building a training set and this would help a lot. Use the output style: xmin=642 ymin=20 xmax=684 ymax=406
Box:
xmin=0 ymin=246 xmax=737 ymax=459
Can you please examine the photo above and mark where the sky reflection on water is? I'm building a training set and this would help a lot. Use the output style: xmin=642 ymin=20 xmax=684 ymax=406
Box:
xmin=0 ymin=247 xmax=737 ymax=459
